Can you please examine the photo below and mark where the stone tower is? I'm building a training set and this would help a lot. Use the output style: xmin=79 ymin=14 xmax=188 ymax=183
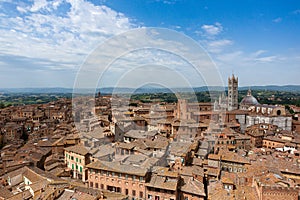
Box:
xmin=177 ymin=99 xmax=189 ymax=120
xmin=227 ymin=74 xmax=238 ymax=111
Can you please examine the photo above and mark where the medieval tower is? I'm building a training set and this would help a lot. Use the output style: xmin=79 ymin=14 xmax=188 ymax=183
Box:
xmin=227 ymin=74 xmax=238 ymax=111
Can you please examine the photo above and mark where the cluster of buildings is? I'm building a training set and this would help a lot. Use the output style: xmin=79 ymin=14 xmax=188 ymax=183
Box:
xmin=0 ymin=75 xmax=299 ymax=199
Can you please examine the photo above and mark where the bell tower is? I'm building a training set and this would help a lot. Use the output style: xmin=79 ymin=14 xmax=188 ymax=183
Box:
xmin=227 ymin=74 xmax=238 ymax=111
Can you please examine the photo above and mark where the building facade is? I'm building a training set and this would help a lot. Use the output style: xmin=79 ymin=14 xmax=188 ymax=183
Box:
xmin=86 ymin=160 xmax=148 ymax=199
xmin=64 ymin=145 xmax=91 ymax=182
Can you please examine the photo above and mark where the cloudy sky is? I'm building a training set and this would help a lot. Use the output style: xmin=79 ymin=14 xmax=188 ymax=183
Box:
xmin=0 ymin=0 xmax=300 ymax=88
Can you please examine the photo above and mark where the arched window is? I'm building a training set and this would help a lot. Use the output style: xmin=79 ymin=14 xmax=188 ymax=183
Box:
xmin=277 ymin=110 xmax=281 ymax=116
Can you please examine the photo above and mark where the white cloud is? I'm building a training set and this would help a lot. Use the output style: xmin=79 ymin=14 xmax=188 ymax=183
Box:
xmin=251 ymin=50 xmax=267 ymax=57
xmin=205 ymin=39 xmax=233 ymax=53
xmin=254 ymin=55 xmax=280 ymax=63
xmin=0 ymin=0 xmax=138 ymax=87
xmin=216 ymin=49 xmax=283 ymax=65
xmin=30 ymin=0 xmax=49 ymax=12
xmin=0 ymin=0 xmax=133 ymax=71
xmin=153 ymin=0 xmax=179 ymax=4
xmin=201 ymin=22 xmax=223 ymax=36
xmin=273 ymin=17 xmax=282 ymax=23
xmin=74 ymin=27 xmax=223 ymax=88
xmin=52 ymin=0 xmax=63 ymax=9
xmin=216 ymin=51 xmax=243 ymax=63
xmin=16 ymin=6 xmax=28 ymax=13
xmin=292 ymin=9 xmax=300 ymax=15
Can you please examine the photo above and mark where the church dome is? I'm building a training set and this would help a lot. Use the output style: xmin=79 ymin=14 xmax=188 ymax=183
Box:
xmin=240 ymin=89 xmax=259 ymax=105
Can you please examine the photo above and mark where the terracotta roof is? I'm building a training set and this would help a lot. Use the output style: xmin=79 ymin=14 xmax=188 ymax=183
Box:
xmin=206 ymin=168 xmax=220 ymax=176
xmin=221 ymin=176 xmax=235 ymax=185
xmin=146 ymin=174 xmax=178 ymax=191
xmin=180 ymin=177 xmax=206 ymax=196
xmin=169 ymin=142 xmax=193 ymax=157
xmin=23 ymin=167 xmax=44 ymax=183
xmin=220 ymin=152 xmax=250 ymax=164
xmin=124 ymin=130 xmax=157 ymax=139
xmin=208 ymin=154 xmax=221 ymax=160
xmin=152 ymin=167 xmax=178 ymax=178
xmin=134 ymin=137 xmax=169 ymax=150
xmin=28 ymin=179 xmax=48 ymax=192
xmin=117 ymin=142 xmax=136 ymax=150
xmin=7 ymin=190 xmax=32 ymax=200
xmin=0 ymin=188 xmax=13 ymax=199
xmin=64 ymin=144 xmax=89 ymax=156
xmin=86 ymin=160 xmax=147 ymax=176
xmin=180 ymin=166 xmax=204 ymax=177
xmin=234 ymin=186 xmax=259 ymax=200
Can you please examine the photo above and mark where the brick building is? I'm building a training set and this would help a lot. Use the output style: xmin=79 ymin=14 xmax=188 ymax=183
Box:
xmin=86 ymin=160 xmax=148 ymax=199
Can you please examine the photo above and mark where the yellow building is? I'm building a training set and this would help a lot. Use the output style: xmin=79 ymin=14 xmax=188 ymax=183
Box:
xmin=64 ymin=144 xmax=91 ymax=182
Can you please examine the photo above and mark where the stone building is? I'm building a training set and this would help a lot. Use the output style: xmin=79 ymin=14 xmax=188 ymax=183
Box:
xmin=64 ymin=144 xmax=91 ymax=182
xmin=228 ymin=74 xmax=239 ymax=111
xmin=246 ymin=104 xmax=292 ymax=131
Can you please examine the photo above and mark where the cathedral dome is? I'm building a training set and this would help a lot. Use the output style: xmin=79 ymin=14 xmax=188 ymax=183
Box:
xmin=240 ymin=89 xmax=259 ymax=105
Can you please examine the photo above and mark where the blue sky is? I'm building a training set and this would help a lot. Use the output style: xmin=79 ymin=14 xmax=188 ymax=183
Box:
xmin=0 ymin=0 xmax=300 ymax=88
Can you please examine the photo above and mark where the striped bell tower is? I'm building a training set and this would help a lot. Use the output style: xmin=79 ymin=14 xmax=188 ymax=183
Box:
xmin=227 ymin=74 xmax=238 ymax=111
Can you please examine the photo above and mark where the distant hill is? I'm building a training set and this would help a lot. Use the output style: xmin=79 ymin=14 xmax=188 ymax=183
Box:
xmin=0 ymin=85 xmax=300 ymax=94
xmin=238 ymin=85 xmax=300 ymax=92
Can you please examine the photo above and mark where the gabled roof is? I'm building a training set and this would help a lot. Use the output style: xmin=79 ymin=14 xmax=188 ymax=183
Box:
xmin=180 ymin=177 xmax=206 ymax=196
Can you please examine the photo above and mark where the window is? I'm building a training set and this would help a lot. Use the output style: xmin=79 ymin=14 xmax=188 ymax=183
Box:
xmin=132 ymin=190 xmax=136 ymax=196
xmin=139 ymin=191 xmax=143 ymax=198
xmin=101 ymin=184 xmax=104 ymax=189
xmin=148 ymin=194 xmax=152 ymax=199
xmin=155 ymin=196 xmax=160 ymax=200
xmin=90 ymin=182 xmax=93 ymax=188
xmin=125 ymin=174 xmax=128 ymax=180
xmin=119 ymin=173 xmax=122 ymax=178
xmin=76 ymin=165 xmax=78 ymax=170
xmin=132 ymin=175 xmax=136 ymax=180
xmin=139 ymin=177 xmax=143 ymax=182
xmin=79 ymin=159 xmax=81 ymax=163
xmin=76 ymin=158 xmax=78 ymax=162
xmin=112 ymin=172 xmax=115 ymax=177
xmin=72 ymin=164 xmax=74 ymax=170
xmin=125 ymin=189 xmax=129 ymax=195
xmin=95 ymin=183 xmax=99 ymax=188
xmin=80 ymin=166 xmax=82 ymax=173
